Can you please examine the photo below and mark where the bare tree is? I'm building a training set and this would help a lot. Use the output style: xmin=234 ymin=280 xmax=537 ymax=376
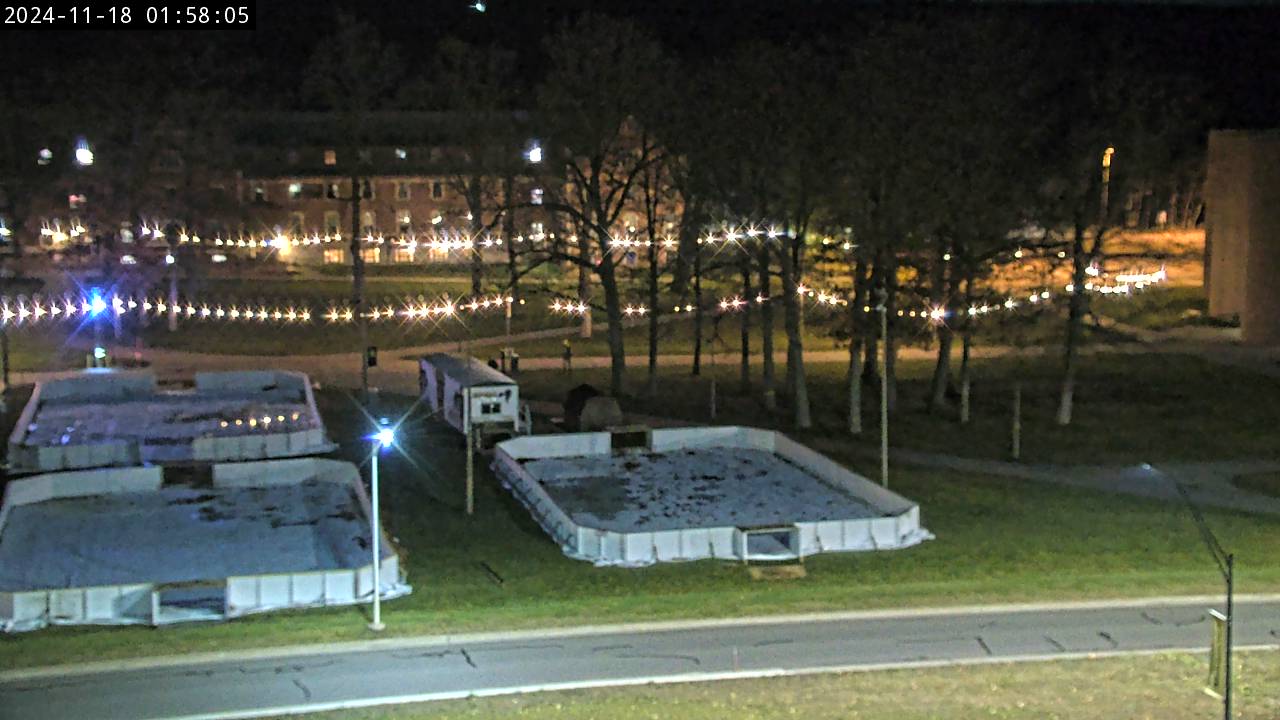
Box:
xmin=303 ymin=13 xmax=402 ymax=399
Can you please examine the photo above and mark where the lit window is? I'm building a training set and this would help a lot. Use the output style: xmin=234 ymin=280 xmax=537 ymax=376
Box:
xmin=326 ymin=182 xmax=340 ymax=200
xmin=120 ymin=254 xmax=137 ymax=265
xmin=395 ymin=147 xmax=408 ymax=160
xmin=396 ymin=182 xmax=411 ymax=200
xmin=360 ymin=180 xmax=375 ymax=199
xmin=290 ymin=212 xmax=305 ymax=235
xmin=361 ymin=210 xmax=376 ymax=234
xmin=211 ymin=253 xmax=228 ymax=263
xmin=530 ymin=222 xmax=544 ymax=237
xmin=323 ymin=248 xmax=343 ymax=264
xmin=323 ymin=149 xmax=337 ymax=166
xmin=392 ymin=247 xmax=415 ymax=263
xmin=252 ymin=186 xmax=267 ymax=203
xmin=37 ymin=148 xmax=52 ymax=165
xmin=69 ymin=193 xmax=87 ymax=210
xmin=432 ymin=181 xmax=444 ymax=199
xmin=324 ymin=211 xmax=341 ymax=234
xmin=288 ymin=183 xmax=302 ymax=199
xmin=530 ymin=188 xmax=543 ymax=205
xmin=398 ymin=209 xmax=411 ymax=233
xmin=361 ymin=247 xmax=381 ymax=264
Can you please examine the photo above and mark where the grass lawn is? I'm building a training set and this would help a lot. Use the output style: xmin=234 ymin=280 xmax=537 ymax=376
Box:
xmin=515 ymin=351 xmax=1280 ymax=465
xmin=502 ymin=309 xmax=842 ymax=359
xmin=2 ymin=386 xmax=1279 ymax=671
xmin=276 ymin=650 xmax=1280 ymax=720
xmin=1 ymin=327 xmax=99 ymax=372
xmin=1094 ymin=285 xmax=1223 ymax=331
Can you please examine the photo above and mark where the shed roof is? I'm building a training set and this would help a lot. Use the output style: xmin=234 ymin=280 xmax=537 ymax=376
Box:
xmin=420 ymin=353 xmax=517 ymax=387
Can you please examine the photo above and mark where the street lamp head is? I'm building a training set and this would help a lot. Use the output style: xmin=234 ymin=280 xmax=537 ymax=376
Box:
xmin=74 ymin=138 xmax=94 ymax=166
xmin=89 ymin=290 xmax=107 ymax=316
xmin=525 ymin=143 xmax=542 ymax=164
xmin=376 ymin=428 xmax=395 ymax=448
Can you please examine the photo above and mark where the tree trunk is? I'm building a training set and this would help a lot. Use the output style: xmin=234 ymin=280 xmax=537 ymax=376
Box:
xmin=577 ymin=254 xmax=592 ymax=338
xmin=469 ymin=198 xmax=484 ymax=296
xmin=1056 ymin=221 xmax=1088 ymax=426
xmin=779 ymin=234 xmax=810 ymax=430
xmin=646 ymin=228 xmax=660 ymax=397
xmin=692 ymin=247 xmax=702 ymax=376
xmin=847 ymin=255 xmax=868 ymax=435
xmin=598 ymin=252 xmax=625 ymax=398
xmin=739 ymin=259 xmax=752 ymax=394
xmin=1 ymin=328 xmax=9 ymax=395
xmin=883 ymin=249 xmax=899 ymax=412
xmin=757 ymin=244 xmax=775 ymax=410
xmin=958 ymin=274 xmax=974 ymax=425
xmin=503 ymin=176 xmax=519 ymax=299
xmin=350 ymin=175 xmax=368 ymax=399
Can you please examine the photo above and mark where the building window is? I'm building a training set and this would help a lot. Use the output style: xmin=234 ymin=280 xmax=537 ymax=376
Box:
xmin=288 ymin=182 xmax=302 ymax=199
xmin=358 ymin=149 xmax=372 ymax=164
xmin=361 ymin=211 xmax=376 ymax=234
xmin=398 ymin=209 xmax=411 ymax=233
xmin=361 ymin=247 xmax=381 ymax=264
xmin=323 ymin=149 xmax=337 ymax=166
xmin=530 ymin=221 xmax=544 ymax=238
xmin=68 ymin=193 xmax=87 ymax=210
xmin=432 ymin=181 xmax=444 ymax=200
xmin=324 ymin=211 xmax=341 ymax=235
xmin=290 ymin=212 xmax=306 ymax=235
xmin=395 ymin=182 xmax=411 ymax=201
xmin=360 ymin=180 xmax=375 ymax=199
xmin=395 ymin=147 xmax=408 ymax=160
xmin=481 ymin=400 xmax=502 ymax=415
xmin=252 ymin=185 xmax=267 ymax=203
xmin=323 ymin=248 xmax=344 ymax=264
xmin=392 ymin=246 xmax=415 ymax=263
xmin=530 ymin=187 xmax=544 ymax=205
xmin=326 ymin=182 xmax=340 ymax=200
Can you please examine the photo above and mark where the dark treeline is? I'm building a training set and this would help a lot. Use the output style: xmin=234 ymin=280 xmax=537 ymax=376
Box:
xmin=2 ymin=4 xmax=1278 ymax=427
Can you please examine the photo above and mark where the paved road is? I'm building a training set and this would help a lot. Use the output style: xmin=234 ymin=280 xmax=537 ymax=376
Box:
xmin=3 ymin=599 xmax=1277 ymax=720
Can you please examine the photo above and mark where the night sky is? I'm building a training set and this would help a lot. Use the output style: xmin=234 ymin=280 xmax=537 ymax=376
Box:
xmin=4 ymin=1 xmax=1280 ymax=127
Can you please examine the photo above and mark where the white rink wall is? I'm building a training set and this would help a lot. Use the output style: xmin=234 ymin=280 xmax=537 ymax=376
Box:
xmin=0 ymin=459 xmax=408 ymax=633
xmin=494 ymin=426 xmax=932 ymax=567
xmin=7 ymin=370 xmax=334 ymax=473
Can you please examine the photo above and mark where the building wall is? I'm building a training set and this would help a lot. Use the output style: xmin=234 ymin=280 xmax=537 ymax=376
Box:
xmin=1205 ymin=130 xmax=1280 ymax=344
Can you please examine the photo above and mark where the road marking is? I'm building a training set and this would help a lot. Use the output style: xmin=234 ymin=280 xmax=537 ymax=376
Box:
xmin=159 ymin=644 xmax=1280 ymax=720
xmin=5 ymin=594 xmax=1278 ymax=682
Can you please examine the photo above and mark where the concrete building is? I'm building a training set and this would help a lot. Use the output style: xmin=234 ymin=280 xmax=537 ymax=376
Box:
xmin=1205 ymin=129 xmax=1280 ymax=344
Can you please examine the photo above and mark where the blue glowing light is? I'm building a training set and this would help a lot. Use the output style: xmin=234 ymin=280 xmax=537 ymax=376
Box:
xmin=375 ymin=427 xmax=395 ymax=448
xmin=89 ymin=291 xmax=107 ymax=316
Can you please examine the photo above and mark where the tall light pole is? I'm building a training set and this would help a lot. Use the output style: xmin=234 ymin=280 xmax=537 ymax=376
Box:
xmin=369 ymin=421 xmax=395 ymax=632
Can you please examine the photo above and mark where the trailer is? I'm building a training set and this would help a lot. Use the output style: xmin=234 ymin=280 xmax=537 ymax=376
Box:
xmin=418 ymin=353 xmax=524 ymax=441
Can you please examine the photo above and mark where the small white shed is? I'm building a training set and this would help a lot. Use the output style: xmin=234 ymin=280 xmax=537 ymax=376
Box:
xmin=418 ymin=353 xmax=523 ymax=439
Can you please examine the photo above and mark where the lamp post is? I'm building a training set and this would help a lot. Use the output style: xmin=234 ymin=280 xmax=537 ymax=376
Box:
xmin=369 ymin=421 xmax=395 ymax=632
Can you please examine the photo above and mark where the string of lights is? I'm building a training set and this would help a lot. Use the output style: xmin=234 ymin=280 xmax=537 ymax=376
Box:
xmin=0 ymin=293 xmax=517 ymax=327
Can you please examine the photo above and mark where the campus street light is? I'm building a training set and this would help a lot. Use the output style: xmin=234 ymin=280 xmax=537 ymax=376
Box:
xmin=368 ymin=419 xmax=394 ymax=631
